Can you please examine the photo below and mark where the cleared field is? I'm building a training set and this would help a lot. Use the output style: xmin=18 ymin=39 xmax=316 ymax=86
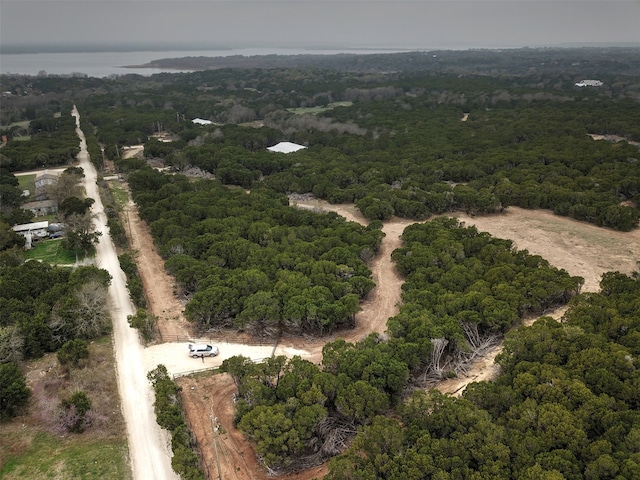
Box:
xmin=0 ymin=431 xmax=129 ymax=480
xmin=0 ymin=120 xmax=31 ymax=130
xmin=287 ymin=101 xmax=353 ymax=115
xmin=108 ymin=182 xmax=130 ymax=209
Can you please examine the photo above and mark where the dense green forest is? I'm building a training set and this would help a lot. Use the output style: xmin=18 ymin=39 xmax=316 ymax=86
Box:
xmin=325 ymin=271 xmax=640 ymax=479
xmin=0 ymin=105 xmax=79 ymax=171
xmin=134 ymin=47 xmax=640 ymax=78
xmin=128 ymin=167 xmax=381 ymax=336
xmin=216 ymin=218 xmax=588 ymax=473
xmin=1 ymin=47 xmax=639 ymax=477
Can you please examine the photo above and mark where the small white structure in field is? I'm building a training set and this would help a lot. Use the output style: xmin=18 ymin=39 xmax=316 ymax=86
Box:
xmin=267 ymin=142 xmax=306 ymax=153
xmin=192 ymin=118 xmax=214 ymax=125
xmin=575 ymin=80 xmax=603 ymax=87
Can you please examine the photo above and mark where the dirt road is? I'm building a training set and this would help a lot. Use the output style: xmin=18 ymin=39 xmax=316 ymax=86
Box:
xmin=72 ymin=107 xmax=178 ymax=480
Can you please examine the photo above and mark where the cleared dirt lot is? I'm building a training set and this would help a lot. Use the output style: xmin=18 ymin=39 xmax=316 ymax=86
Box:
xmin=126 ymin=191 xmax=640 ymax=480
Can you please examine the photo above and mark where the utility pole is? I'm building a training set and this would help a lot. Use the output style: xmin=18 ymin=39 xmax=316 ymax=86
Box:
xmin=210 ymin=416 xmax=222 ymax=480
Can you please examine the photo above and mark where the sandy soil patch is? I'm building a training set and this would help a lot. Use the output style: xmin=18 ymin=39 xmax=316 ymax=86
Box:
xmin=176 ymin=373 xmax=328 ymax=480
xmin=587 ymin=133 xmax=640 ymax=148
xmin=122 ymin=194 xmax=191 ymax=339
xmin=121 ymin=145 xmax=144 ymax=159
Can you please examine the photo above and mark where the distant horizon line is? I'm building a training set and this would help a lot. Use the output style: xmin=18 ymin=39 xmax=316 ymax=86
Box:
xmin=2 ymin=41 xmax=639 ymax=55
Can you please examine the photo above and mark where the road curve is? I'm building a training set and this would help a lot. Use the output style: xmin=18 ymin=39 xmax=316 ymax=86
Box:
xmin=72 ymin=107 xmax=178 ymax=480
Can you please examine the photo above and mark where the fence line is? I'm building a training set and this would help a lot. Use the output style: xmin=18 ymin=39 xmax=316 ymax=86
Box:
xmin=172 ymin=355 xmax=273 ymax=380
xmin=158 ymin=331 xmax=277 ymax=346
xmin=173 ymin=365 xmax=219 ymax=379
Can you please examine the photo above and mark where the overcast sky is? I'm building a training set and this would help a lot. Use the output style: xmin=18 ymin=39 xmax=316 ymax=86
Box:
xmin=1 ymin=0 xmax=639 ymax=50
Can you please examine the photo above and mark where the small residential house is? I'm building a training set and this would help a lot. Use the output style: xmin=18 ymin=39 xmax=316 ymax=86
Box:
xmin=12 ymin=221 xmax=50 ymax=238
xmin=21 ymin=199 xmax=58 ymax=217
xmin=267 ymin=142 xmax=306 ymax=153
xmin=34 ymin=171 xmax=59 ymax=201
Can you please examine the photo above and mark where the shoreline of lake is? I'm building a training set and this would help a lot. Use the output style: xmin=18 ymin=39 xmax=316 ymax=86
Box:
xmin=0 ymin=47 xmax=419 ymax=78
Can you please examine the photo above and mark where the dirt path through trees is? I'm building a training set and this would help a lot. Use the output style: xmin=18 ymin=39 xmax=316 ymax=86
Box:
xmin=280 ymin=201 xmax=411 ymax=360
xmin=127 ymin=191 xmax=639 ymax=480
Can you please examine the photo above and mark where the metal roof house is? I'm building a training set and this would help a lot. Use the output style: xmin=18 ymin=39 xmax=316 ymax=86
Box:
xmin=21 ymin=199 xmax=58 ymax=217
xmin=12 ymin=221 xmax=50 ymax=248
xmin=192 ymin=118 xmax=214 ymax=125
xmin=267 ymin=142 xmax=306 ymax=153
xmin=575 ymin=80 xmax=603 ymax=87
xmin=12 ymin=221 xmax=50 ymax=237
xmin=34 ymin=172 xmax=58 ymax=189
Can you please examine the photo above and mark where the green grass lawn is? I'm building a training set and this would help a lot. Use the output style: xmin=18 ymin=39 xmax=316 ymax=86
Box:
xmin=0 ymin=120 xmax=31 ymax=130
xmin=36 ymin=214 xmax=59 ymax=223
xmin=24 ymin=239 xmax=80 ymax=265
xmin=108 ymin=183 xmax=130 ymax=209
xmin=17 ymin=174 xmax=36 ymax=200
xmin=287 ymin=101 xmax=353 ymax=115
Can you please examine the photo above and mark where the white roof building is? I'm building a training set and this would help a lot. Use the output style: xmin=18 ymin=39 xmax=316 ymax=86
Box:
xmin=575 ymin=80 xmax=603 ymax=87
xmin=267 ymin=142 xmax=307 ymax=153
xmin=12 ymin=221 xmax=49 ymax=232
xmin=192 ymin=118 xmax=214 ymax=125
xmin=12 ymin=221 xmax=50 ymax=239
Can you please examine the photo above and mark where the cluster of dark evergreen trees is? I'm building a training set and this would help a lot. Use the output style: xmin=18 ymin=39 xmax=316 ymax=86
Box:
xmin=325 ymin=271 xmax=640 ymax=479
xmin=0 ymin=261 xmax=112 ymax=419
xmin=127 ymin=167 xmax=381 ymax=336
xmin=209 ymin=218 xmax=586 ymax=473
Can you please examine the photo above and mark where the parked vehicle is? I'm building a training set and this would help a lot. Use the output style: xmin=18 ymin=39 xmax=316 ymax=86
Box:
xmin=188 ymin=343 xmax=219 ymax=358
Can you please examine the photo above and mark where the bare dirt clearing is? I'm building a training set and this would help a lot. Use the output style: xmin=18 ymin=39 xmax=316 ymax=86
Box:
xmin=127 ymin=192 xmax=640 ymax=480
xmin=121 ymin=145 xmax=144 ymax=159
xmin=455 ymin=207 xmax=640 ymax=293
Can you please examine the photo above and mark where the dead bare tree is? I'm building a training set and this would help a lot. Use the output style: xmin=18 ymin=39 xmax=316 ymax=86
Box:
xmin=267 ymin=414 xmax=357 ymax=475
xmin=452 ymin=322 xmax=501 ymax=375
xmin=0 ymin=325 xmax=24 ymax=363
xmin=462 ymin=322 xmax=482 ymax=351
xmin=404 ymin=337 xmax=453 ymax=393
xmin=72 ymin=281 xmax=110 ymax=339
xmin=49 ymin=171 xmax=84 ymax=205
xmin=430 ymin=337 xmax=449 ymax=378
xmin=461 ymin=322 xmax=499 ymax=357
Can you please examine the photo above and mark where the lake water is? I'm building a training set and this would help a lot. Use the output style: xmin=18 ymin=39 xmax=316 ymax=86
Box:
xmin=0 ymin=47 xmax=417 ymax=78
